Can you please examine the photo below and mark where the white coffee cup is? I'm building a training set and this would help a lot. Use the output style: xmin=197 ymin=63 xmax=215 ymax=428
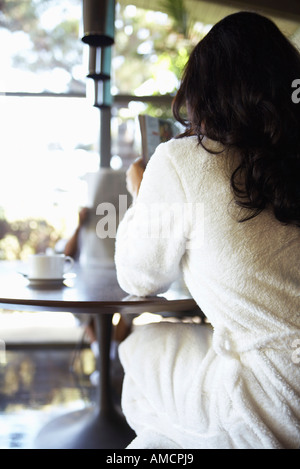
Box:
xmin=27 ymin=254 xmax=74 ymax=279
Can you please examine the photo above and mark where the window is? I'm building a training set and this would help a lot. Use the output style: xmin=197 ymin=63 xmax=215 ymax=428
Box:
xmin=0 ymin=0 xmax=208 ymax=259
xmin=0 ymin=0 xmax=85 ymax=94
xmin=0 ymin=0 xmax=98 ymax=257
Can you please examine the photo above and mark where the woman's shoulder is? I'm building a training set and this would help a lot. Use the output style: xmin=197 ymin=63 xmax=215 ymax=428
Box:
xmin=153 ymin=135 xmax=225 ymax=174
xmin=152 ymin=136 xmax=201 ymax=168
xmin=159 ymin=135 xmax=224 ymax=158
xmin=161 ymin=135 xmax=199 ymax=153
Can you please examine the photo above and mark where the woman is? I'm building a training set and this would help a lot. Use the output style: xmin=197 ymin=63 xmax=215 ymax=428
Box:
xmin=115 ymin=12 xmax=300 ymax=449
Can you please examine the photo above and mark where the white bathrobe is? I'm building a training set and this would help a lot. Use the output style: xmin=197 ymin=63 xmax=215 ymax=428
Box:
xmin=115 ymin=136 xmax=300 ymax=449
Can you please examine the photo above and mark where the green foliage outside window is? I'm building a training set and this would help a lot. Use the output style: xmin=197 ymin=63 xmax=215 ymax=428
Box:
xmin=0 ymin=208 xmax=62 ymax=260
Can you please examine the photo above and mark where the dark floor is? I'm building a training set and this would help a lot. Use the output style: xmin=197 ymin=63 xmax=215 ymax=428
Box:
xmin=0 ymin=345 xmax=123 ymax=449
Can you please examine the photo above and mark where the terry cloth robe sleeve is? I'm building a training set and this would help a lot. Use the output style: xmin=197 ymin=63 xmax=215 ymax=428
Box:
xmin=115 ymin=142 xmax=190 ymax=297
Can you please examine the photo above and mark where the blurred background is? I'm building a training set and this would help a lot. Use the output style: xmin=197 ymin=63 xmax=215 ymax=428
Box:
xmin=0 ymin=0 xmax=298 ymax=259
xmin=0 ymin=0 xmax=299 ymax=448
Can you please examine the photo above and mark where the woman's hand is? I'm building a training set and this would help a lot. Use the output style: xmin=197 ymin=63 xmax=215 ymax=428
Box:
xmin=78 ymin=207 xmax=89 ymax=227
xmin=126 ymin=157 xmax=145 ymax=201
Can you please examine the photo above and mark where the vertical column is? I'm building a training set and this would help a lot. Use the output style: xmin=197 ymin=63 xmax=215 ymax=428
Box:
xmin=82 ymin=0 xmax=115 ymax=168
xmin=94 ymin=313 xmax=114 ymax=415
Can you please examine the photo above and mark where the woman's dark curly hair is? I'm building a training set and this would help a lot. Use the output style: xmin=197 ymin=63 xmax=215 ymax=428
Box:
xmin=172 ymin=11 xmax=300 ymax=226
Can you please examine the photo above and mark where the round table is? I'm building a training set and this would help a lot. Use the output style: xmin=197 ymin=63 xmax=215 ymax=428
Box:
xmin=0 ymin=261 xmax=200 ymax=449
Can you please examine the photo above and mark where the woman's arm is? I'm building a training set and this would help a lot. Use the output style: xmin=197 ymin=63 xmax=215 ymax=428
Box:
xmin=64 ymin=207 xmax=89 ymax=258
xmin=126 ymin=157 xmax=145 ymax=202
xmin=115 ymin=143 xmax=188 ymax=297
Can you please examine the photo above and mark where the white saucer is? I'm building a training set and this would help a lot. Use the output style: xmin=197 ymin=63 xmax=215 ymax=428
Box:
xmin=27 ymin=277 xmax=66 ymax=286
xmin=19 ymin=271 xmax=76 ymax=287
